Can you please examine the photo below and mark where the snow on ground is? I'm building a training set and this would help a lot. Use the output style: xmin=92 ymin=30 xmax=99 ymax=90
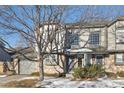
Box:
xmin=1 ymin=75 xmax=124 ymax=88
xmin=0 ymin=75 xmax=7 ymax=78
xmin=38 ymin=77 xmax=124 ymax=88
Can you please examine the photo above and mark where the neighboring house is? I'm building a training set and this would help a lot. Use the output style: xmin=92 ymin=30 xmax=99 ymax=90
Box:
xmin=0 ymin=40 xmax=11 ymax=74
xmin=13 ymin=16 xmax=124 ymax=75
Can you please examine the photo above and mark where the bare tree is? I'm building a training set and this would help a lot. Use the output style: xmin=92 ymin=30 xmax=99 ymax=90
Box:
xmin=0 ymin=5 xmax=123 ymax=80
xmin=0 ymin=5 xmax=76 ymax=81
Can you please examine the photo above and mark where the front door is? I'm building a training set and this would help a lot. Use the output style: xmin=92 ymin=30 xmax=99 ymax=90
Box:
xmin=78 ymin=58 xmax=82 ymax=67
xmin=84 ymin=54 xmax=91 ymax=66
xmin=87 ymin=54 xmax=91 ymax=65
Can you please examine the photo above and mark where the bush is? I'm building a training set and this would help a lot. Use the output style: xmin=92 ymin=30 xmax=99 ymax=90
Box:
xmin=105 ymin=72 xmax=117 ymax=79
xmin=72 ymin=64 xmax=105 ymax=80
xmin=117 ymin=71 xmax=124 ymax=77
xmin=84 ymin=64 xmax=105 ymax=78
xmin=72 ymin=67 xmax=84 ymax=79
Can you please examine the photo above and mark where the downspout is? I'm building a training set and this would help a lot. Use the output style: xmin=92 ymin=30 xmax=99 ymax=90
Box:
xmin=105 ymin=26 xmax=108 ymax=51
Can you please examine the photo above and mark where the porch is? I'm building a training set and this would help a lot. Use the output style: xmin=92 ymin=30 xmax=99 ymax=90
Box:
xmin=65 ymin=48 xmax=106 ymax=73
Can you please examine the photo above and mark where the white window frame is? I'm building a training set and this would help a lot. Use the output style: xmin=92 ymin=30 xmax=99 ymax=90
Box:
xmin=116 ymin=53 xmax=124 ymax=64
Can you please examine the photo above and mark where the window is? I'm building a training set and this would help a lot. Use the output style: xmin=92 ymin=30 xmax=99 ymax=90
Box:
xmin=116 ymin=53 xmax=124 ymax=64
xmin=89 ymin=32 xmax=100 ymax=46
xmin=116 ymin=29 xmax=124 ymax=44
xmin=70 ymin=34 xmax=79 ymax=45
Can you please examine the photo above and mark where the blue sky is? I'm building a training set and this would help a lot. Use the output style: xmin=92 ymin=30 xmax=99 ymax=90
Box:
xmin=2 ymin=5 xmax=124 ymax=48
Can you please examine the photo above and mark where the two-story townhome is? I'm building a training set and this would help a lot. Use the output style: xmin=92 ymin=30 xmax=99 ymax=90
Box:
xmin=64 ymin=21 xmax=108 ymax=73
xmin=64 ymin=16 xmax=124 ymax=73
xmin=14 ymin=16 xmax=124 ymax=75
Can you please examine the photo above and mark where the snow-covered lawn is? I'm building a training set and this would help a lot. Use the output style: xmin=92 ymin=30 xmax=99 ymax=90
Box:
xmin=1 ymin=75 xmax=124 ymax=88
xmin=38 ymin=77 xmax=124 ymax=88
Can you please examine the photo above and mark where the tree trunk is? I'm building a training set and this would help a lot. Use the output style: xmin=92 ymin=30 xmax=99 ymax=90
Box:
xmin=38 ymin=56 xmax=44 ymax=81
xmin=36 ymin=43 xmax=44 ymax=81
xmin=64 ymin=55 xmax=69 ymax=74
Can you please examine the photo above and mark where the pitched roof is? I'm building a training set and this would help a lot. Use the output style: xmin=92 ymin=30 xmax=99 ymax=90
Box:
xmin=65 ymin=20 xmax=111 ymax=29
xmin=39 ymin=16 xmax=124 ymax=29
xmin=117 ymin=16 xmax=124 ymax=21
xmin=66 ymin=16 xmax=124 ymax=29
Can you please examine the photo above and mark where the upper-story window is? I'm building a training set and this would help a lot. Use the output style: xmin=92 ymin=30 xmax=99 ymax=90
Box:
xmin=70 ymin=34 xmax=79 ymax=45
xmin=89 ymin=32 xmax=100 ymax=46
xmin=116 ymin=28 xmax=124 ymax=44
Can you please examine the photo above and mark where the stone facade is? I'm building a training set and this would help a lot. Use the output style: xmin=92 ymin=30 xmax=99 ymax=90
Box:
xmin=105 ymin=54 xmax=124 ymax=73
